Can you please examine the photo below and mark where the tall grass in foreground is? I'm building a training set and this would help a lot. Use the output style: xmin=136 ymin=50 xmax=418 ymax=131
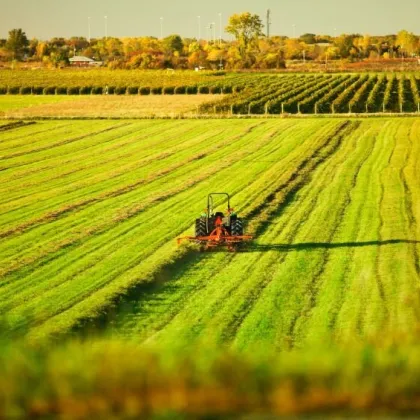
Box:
xmin=1 ymin=338 xmax=420 ymax=418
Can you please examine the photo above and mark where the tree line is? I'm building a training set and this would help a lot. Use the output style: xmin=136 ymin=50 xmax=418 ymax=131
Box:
xmin=1 ymin=13 xmax=419 ymax=70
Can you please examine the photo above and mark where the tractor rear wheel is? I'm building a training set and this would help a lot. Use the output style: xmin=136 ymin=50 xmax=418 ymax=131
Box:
xmin=231 ymin=218 xmax=243 ymax=236
xmin=195 ymin=218 xmax=207 ymax=237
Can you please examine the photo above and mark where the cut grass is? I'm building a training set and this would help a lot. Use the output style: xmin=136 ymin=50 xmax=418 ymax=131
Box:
xmin=1 ymin=119 xmax=345 ymax=340
xmin=1 ymin=119 xmax=419 ymax=344
xmin=97 ymin=119 xmax=420 ymax=352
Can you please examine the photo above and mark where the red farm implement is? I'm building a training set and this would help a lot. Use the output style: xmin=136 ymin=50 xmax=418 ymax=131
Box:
xmin=177 ymin=193 xmax=253 ymax=251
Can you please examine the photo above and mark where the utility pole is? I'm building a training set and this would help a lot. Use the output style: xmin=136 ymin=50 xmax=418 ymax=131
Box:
xmin=197 ymin=16 xmax=201 ymax=41
xmin=88 ymin=17 xmax=91 ymax=43
xmin=266 ymin=9 xmax=271 ymax=38
xmin=104 ymin=15 xmax=108 ymax=40
xmin=219 ymin=13 xmax=222 ymax=45
xmin=160 ymin=17 xmax=163 ymax=39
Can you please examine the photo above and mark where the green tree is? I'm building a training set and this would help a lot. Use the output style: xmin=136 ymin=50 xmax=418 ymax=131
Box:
xmin=163 ymin=34 xmax=183 ymax=54
xmin=299 ymin=33 xmax=316 ymax=44
xmin=6 ymin=28 xmax=29 ymax=59
xmin=225 ymin=12 xmax=264 ymax=55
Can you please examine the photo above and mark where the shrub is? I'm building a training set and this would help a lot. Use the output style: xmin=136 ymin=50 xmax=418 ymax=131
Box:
xmin=55 ymin=87 xmax=67 ymax=95
xmin=163 ymin=86 xmax=175 ymax=95
xmin=91 ymin=86 xmax=103 ymax=95
xmin=198 ymin=86 xmax=210 ymax=94
xmin=107 ymin=86 xmax=116 ymax=94
xmin=79 ymin=86 xmax=92 ymax=95
xmin=43 ymin=87 xmax=56 ymax=95
xmin=186 ymin=85 xmax=198 ymax=94
xmin=67 ymin=86 xmax=80 ymax=95
xmin=7 ymin=86 xmax=20 ymax=94
xmin=210 ymin=86 xmax=222 ymax=94
xmin=127 ymin=86 xmax=138 ymax=95
xmin=115 ymin=86 xmax=127 ymax=95
xmin=139 ymin=87 xmax=151 ymax=95
xmin=0 ymin=87 xmax=7 ymax=95
xmin=19 ymin=86 xmax=32 ymax=95
xmin=222 ymin=86 xmax=233 ymax=94
xmin=151 ymin=86 xmax=163 ymax=95
xmin=32 ymin=86 xmax=43 ymax=95
xmin=249 ymin=100 xmax=266 ymax=114
xmin=174 ymin=86 xmax=186 ymax=94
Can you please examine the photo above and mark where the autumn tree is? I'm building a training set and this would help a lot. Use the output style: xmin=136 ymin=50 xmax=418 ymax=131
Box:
xmin=6 ymin=28 xmax=29 ymax=59
xmin=225 ymin=12 xmax=264 ymax=56
xmin=284 ymin=39 xmax=304 ymax=59
xmin=36 ymin=42 xmax=48 ymax=59
xmin=334 ymin=34 xmax=360 ymax=58
xmin=396 ymin=30 xmax=418 ymax=57
xmin=66 ymin=37 xmax=89 ymax=56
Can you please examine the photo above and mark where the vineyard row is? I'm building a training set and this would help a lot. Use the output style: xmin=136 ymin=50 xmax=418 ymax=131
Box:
xmin=201 ymin=73 xmax=420 ymax=114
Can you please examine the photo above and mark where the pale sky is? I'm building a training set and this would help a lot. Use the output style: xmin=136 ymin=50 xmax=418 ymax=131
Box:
xmin=0 ymin=0 xmax=418 ymax=40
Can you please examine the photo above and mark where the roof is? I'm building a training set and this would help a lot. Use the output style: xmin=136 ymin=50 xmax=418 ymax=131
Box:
xmin=69 ymin=56 xmax=95 ymax=62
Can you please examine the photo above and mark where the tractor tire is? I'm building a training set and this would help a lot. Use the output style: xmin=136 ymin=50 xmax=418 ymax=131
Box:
xmin=195 ymin=218 xmax=207 ymax=237
xmin=231 ymin=218 xmax=244 ymax=236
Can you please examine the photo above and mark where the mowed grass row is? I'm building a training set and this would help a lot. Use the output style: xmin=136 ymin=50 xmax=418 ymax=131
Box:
xmin=107 ymin=119 xmax=420 ymax=349
xmin=0 ymin=119 xmax=349 ymax=340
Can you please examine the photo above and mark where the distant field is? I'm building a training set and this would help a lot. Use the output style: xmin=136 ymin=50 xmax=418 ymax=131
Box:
xmin=0 ymin=95 xmax=220 ymax=118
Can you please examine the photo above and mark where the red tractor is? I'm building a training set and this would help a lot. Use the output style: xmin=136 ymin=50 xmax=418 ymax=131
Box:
xmin=178 ymin=193 xmax=253 ymax=251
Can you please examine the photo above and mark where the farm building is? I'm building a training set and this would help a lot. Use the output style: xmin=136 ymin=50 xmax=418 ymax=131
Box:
xmin=69 ymin=56 xmax=103 ymax=67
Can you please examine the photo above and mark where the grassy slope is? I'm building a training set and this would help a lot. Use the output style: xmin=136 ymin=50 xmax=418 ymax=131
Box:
xmin=106 ymin=119 xmax=420 ymax=350
xmin=1 ymin=118 xmax=347 ymax=340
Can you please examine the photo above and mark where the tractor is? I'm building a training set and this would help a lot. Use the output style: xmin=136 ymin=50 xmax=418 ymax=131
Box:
xmin=177 ymin=193 xmax=252 ymax=251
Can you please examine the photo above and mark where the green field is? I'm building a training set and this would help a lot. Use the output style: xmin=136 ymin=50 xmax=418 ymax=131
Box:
xmin=1 ymin=118 xmax=419 ymax=342
xmin=1 ymin=117 xmax=420 ymax=416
